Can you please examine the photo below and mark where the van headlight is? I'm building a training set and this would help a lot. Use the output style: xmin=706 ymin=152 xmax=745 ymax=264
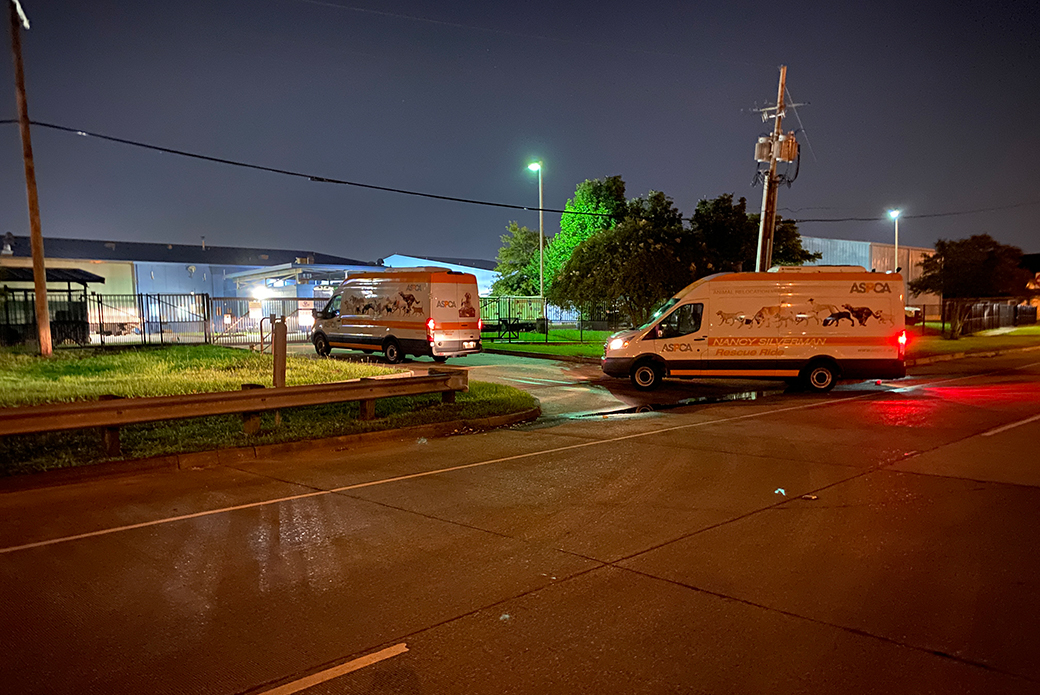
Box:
xmin=608 ymin=338 xmax=627 ymax=351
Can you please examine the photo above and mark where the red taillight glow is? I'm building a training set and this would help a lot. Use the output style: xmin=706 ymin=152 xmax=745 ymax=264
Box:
xmin=478 ymin=318 xmax=483 ymax=331
xmin=426 ymin=318 xmax=436 ymax=340
xmin=897 ymin=331 xmax=907 ymax=346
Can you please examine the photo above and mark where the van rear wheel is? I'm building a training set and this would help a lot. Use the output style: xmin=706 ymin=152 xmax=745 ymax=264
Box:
xmin=802 ymin=361 xmax=838 ymax=393
xmin=631 ymin=361 xmax=663 ymax=391
xmin=432 ymin=355 xmax=448 ymax=363
xmin=384 ymin=339 xmax=405 ymax=364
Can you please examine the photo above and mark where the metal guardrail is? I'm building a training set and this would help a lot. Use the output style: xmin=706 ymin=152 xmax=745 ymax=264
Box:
xmin=0 ymin=369 xmax=468 ymax=455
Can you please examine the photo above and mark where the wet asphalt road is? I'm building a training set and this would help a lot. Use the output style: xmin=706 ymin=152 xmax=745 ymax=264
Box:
xmin=1 ymin=352 xmax=1039 ymax=693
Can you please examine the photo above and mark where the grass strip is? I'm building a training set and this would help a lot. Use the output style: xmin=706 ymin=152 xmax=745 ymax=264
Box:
xmin=0 ymin=344 xmax=394 ymax=407
xmin=0 ymin=345 xmax=537 ymax=475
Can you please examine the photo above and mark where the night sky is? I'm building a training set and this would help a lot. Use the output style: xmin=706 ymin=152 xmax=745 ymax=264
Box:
xmin=2 ymin=0 xmax=1038 ymax=265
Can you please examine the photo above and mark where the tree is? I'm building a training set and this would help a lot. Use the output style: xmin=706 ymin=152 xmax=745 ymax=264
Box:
xmin=689 ymin=194 xmax=756 ymax=274
xmin=750 ymin=214 xmax=823 ymax=267
xmin=491 ymin=222 xmax=542 ymax=295
xmin=688 ymin=193 xmax=820 ymax=275
xmin=550 ymin=191 xmax=695 ymax=326
xmin=909 ymin=234 xmax=1031 ymax=338
xmin=541 ymin=176 xmax=628 ymax=294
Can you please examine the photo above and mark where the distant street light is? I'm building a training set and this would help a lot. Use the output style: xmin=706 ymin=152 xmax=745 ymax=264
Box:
xmin=888 ymin=209 xmax=901 ymax=272
xmin=528 ymin=161 xmax=544 ymax=298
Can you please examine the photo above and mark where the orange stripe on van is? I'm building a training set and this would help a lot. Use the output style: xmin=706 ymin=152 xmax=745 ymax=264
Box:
xmin=707 ymin=336 xmax=894 ymax=347
xmin=670 ymin=369 xmax=800 ymax=378
xmin=340 ymin=319 xmax=479 ymax=330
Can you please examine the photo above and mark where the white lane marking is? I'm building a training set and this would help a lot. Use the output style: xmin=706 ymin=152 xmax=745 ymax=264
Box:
xmin=0 ymin=394 xmax=875 ymax=554
xmin=981 ymin=413 xmax=1040 ymax=437
xmin=259 ymin=643 xmax=407 ymax=695
xmin=5 ymin=362 xmax=1036 ymax=555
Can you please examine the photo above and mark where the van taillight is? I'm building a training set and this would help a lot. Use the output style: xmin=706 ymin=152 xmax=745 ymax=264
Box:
xmin=426 ymin=317 xmax=436 ymax=340
xmin=478 ymin=318 xmax=482 ymax=331
xmin=897 ymin=330 xmax=907 ymax=357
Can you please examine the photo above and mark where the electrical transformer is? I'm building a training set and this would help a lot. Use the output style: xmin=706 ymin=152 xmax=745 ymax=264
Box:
xmin=777 ymin=132 xmax=799 ymax=162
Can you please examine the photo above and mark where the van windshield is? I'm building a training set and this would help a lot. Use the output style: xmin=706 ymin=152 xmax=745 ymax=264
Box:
xmin=639 ymin=298 xmax=679 ymax=330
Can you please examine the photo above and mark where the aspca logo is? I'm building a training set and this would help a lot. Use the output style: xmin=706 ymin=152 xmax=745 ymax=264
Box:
xmin=436 ymin=300 xmax=456 ymax=308
xmin=850 ymin=282 xmax=892 ymax=294
xmin=661 ymin=343 xmax=693 ymax=352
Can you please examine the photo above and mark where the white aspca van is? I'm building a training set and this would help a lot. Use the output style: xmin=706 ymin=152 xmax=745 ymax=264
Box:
xmin=601 ymin=266 xmax=907 ymax=392
xmin=310 ymin=267 xmax=482 ymax=363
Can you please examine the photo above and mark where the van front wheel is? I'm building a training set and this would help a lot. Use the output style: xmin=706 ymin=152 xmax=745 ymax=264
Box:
xmin=631 ymin=361 xmax=663 ymax=391
xmin=802 ymin=361 xmax=838 ymax=393
xmin=313 ymin=333 xmax=331 ymax=357
xmin=384 ymin=339 xmax=405 ymax=364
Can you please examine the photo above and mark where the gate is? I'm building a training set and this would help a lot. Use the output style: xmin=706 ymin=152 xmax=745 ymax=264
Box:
xmin=210 ymin=297 xmax=315 ymax=346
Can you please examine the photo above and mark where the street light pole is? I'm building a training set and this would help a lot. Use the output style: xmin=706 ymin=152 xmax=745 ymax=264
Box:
xmin=528 ymin=162 xmax=544 ymax=298
xmin=888 ymin=210 xmax=901 ymax=272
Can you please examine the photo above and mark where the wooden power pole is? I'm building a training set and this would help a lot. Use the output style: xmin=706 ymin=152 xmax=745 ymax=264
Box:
xmin=754 ymin=65 xmax=787 ymax=273
xmin=8 ymin=1 xmax=51 ymax=355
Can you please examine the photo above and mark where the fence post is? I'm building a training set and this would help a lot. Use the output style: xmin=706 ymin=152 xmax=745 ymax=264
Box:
xmin=241 ymin=383 xmax=264 ymax=434
xmin=203 ymin=294 xmax=212 ymax=345
xmin=98 ymin=394 xmax=122 ymax=456
xmin=157 ymin=295 xmax=165 ymax=345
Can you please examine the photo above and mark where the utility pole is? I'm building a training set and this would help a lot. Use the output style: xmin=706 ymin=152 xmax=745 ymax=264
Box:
xmin=754 ymin=65 xmax=787 ymax=272
xmin=8 ymin=1 xmax=51 ymax=355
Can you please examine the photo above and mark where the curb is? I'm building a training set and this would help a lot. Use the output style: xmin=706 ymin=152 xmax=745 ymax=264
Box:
xmin=906 ymin=343 xmax=1040 ymax=367
xmin=482 ymin=346 xmax=601 ymax=364
xmin=0 ymin=406 xmax=542 ymax=494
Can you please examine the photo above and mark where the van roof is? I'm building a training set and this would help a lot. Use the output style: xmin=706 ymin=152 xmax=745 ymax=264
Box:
xmin=768 ymin=265 xmax=866 ymax=273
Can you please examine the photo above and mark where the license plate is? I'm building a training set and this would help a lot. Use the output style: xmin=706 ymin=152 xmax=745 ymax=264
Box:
xmin=463 ymin=341 xmax=476 ymax=349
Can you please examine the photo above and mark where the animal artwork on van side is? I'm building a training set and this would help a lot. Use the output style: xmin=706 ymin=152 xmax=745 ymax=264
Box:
xmin=753 ymin=306 xmax=796 ymax=328
xmin=823 ymin=311 xmax=855 ymax=327
xmin=807 ymin=298 xmax=840 ymax=321
xmin=874 ymin=309 xmax=894 ymax=324
xmin=842 ymin=304 xmax=877 ymax=326
xmin=716 ymin=310 xmax=746 ymax=326
xmin=459 ymin=292 xmax=476 ymax=318
xmin=398 ymin=292 xmax=422 ymax=314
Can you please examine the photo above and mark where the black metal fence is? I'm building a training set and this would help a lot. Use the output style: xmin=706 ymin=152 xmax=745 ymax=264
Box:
xmin=905 ymin=299 xmax=1037 ymax=336
xmin=2 ymin=292 xmax=317 ymax=349
xmin=478 ymin=296 xmax=630 ymax=343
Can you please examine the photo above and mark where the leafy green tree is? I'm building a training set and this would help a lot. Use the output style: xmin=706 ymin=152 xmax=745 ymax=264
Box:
xmin=550 ymin=191 xmax=695 ymax=326
xmin=491 ymin=222 xmax=542 ymax=295
xmin=909 ymin=234 xmax=1031 ymax=338
xmin=541 ymin=176 xmax=628 ymax=294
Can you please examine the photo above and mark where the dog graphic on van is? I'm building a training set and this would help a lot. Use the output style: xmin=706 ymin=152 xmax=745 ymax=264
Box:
xmin=842 ymin=304 xmax=877 ymax=326
xmin=459 ymin=292 xmax=476 ymax=318
xmin=823 ymin=310 xmax=855 ymax=327
xmin=716 ymin=310 xmax=746 ymax=326
xmin=398 ymin=291 xmax=423 ymax=315
xmin=807 ymin=298 xmax=840 ymax=322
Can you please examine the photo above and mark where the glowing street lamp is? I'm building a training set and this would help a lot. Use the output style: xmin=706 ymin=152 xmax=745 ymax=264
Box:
xmin=888 ymin=209 xmax=901 ymax=273
xmin=528 ymin=161 xmax=544 ymax=298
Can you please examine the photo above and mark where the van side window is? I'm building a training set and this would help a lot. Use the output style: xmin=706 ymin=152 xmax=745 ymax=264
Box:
xmin=657 ymin=303 xmax=702 ymax=338
xmin=323 ymin=294 xmax=341 ymax=319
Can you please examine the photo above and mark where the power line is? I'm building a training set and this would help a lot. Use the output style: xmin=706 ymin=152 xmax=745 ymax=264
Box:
xmin=0 ymin=118 xmax=610 ymax=218
xmin=794 ymin=199 xmax=1040 ymax=223
xmin=4 ymin=118 xmax=1039 ymax=224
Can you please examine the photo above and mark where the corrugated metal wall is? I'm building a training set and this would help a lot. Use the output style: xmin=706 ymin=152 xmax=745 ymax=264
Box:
xmin=800 ymin=237 xmax=871 ymax=268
